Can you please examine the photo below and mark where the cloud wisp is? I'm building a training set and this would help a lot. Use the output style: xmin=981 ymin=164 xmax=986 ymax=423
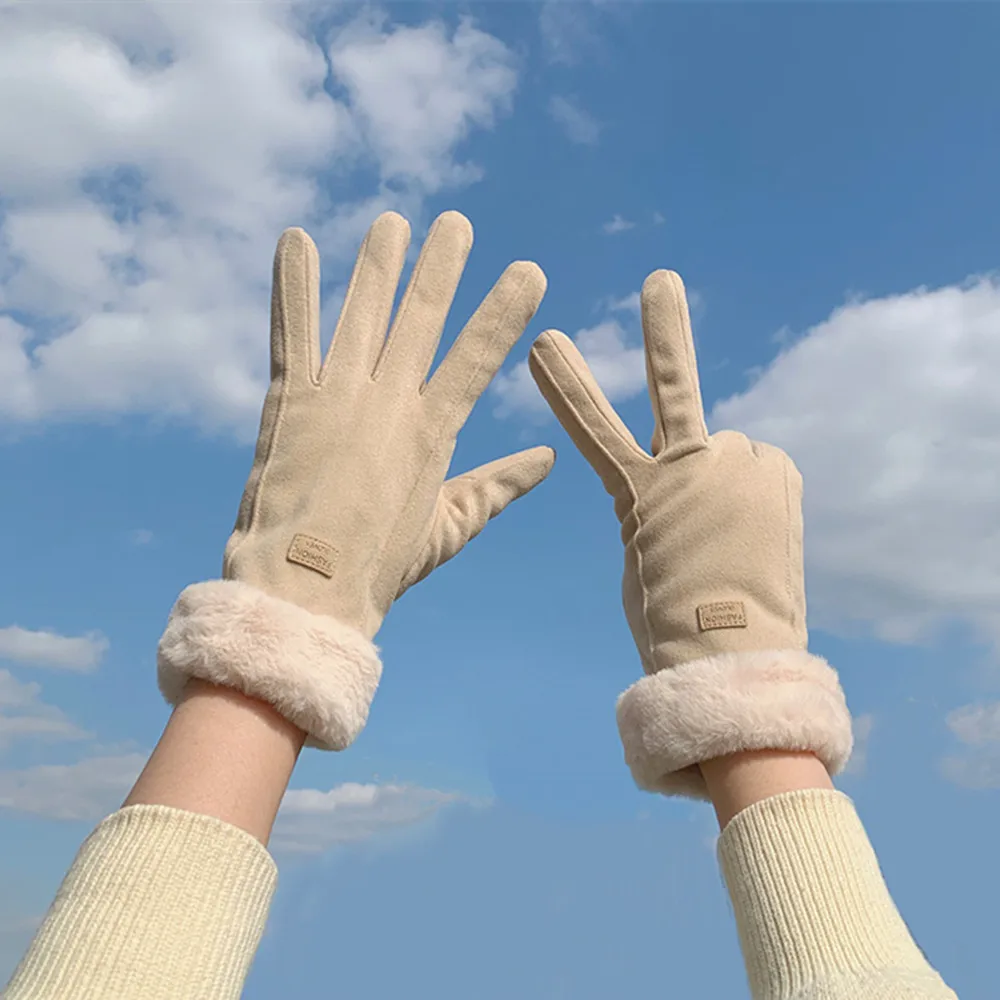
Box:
xmin=548 ymin=95 xmax=601 ymax=145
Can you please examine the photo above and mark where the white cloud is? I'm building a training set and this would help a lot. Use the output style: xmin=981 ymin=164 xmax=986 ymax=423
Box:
xmin=129 ymin=528 xmax=154 ymax=546
xmin=328 ymin=14 xmax=516 ymax=191
xmin=0 ymin=749 xmax=469 ymax=855
xmin=548 ymin=95 xmax=600 ymax=145
xmin=0 ymin=3 xmax=518 ymax=440
xmin=711 ymin=276 xmax=1000 ymax=656
xmin=0 ymin=669 xmax=95 ymax=753
xmin=0 ymin=752 xmax=144 ymax=820
xmin=602 ymin=213 xmax=635 ymax=235
xmin=945 ymin=701 xmax=1000 ymax=745
xmin=940 ymin=701 xmax=1000 ymax=788
xmin=653 ymin=211 xmax=666 ymax=226
xmin=0 ymin=626 xmax=107 ymax=671
xmin=271 ymin=782 xmax=470 ymax=855
xmin=574 ymin=320 xmax=646 ymax=398
xmin=492 ymin=316 xmax=646 ymax=421
xmin=491 ymin=355 xmax=550 ymax=420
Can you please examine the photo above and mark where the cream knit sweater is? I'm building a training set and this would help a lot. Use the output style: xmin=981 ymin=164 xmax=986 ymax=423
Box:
xmin=1 ymin=788 xmax=958 ymax=999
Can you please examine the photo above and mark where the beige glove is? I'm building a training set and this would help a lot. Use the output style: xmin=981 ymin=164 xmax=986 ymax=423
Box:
xmin=528 ymin=269 xmax=853 ymax=799
xmin=158 ymin=211 xmax=553 ymax=751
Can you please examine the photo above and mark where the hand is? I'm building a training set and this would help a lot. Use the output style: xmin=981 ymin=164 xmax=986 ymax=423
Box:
xmin=528 ymin=269 xmax=853 ymax=798
xmin=158 ymin=211 xmax=553 ymax=752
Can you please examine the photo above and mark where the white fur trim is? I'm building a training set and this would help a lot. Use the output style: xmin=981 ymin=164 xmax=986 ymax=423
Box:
xmin=616 ymin=649 xmax=854 ymax=800
xmin=157 ymin=580 xmax=382 ymax=752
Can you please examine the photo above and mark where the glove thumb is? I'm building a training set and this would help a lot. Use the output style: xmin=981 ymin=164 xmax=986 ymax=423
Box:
xmin=397 ymin=446 xmax=555 ymax=595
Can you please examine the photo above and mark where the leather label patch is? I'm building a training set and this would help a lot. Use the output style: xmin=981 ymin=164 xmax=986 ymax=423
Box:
xmin=287 ymin=533 xmax=336 ymax=578
xmin=697 ymin=600 xmax=747 ymax=631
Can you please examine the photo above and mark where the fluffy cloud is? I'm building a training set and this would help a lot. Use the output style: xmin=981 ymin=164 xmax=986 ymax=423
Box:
xmin=711 ymin=277 xmax=1000 ymax=656
xmin=548 ymin=95 xmax=601 ymax=145
xmin=0 ymin=3 xmax=518 ymax=440
xmin=0 ymin=627 xmax=107 ymax=671
xmin=0 ymin=747 xmax=468 ymax=853
xmin=0 ymin=670 xmax=95 ymax=754
xmin=329 ymin=13 xmax=516 ymax=191
xmin=271 ymin=782 xmax=471 ymax=855
xmin=492 ymin=293 xmax=646 ymax=419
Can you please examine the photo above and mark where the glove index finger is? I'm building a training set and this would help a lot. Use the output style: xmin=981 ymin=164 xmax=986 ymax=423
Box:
xmin=529 ymin=330 xmax=646 ymax=498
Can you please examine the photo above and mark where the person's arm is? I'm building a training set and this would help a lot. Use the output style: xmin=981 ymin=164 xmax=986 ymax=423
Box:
xmin=122 ymin=677 xmax=307 ymax=846
xmin=528 ymin=268 xmax=961 ymax=1000
xmin=4 ymin=210 xmax=553 ymax=1000
xmin=2 ymin=680 xmax=289 ymax=1000
xmin=700 ymin=750 xmax=958 ymax=1000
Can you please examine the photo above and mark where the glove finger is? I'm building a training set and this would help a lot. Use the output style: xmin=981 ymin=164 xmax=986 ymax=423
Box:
xmin=271 ymin=227 xmax=322 ymax=385
xmin=323 ymin=211 xmax=411 ymax=380
xmin=529 ymin=329 xmax=645 ymax=497
xmin=423 ymin=259 xmax=546 ymax=425
xmin=640 ymin=269 xmax=710 ymax=457
xmin=374 ymin=210 xmax=473 ymax=385
xmin=397 ymin=446 xmax=555 ymax=595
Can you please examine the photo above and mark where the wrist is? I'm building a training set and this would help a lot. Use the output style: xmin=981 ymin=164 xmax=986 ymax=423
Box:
xmin=699 ymin=748 xmax=835 ymax=831
xmin=157 ymin=579 xmax=383 ymax=751
xmin=123 ymin=677 xmax=306 ymax=846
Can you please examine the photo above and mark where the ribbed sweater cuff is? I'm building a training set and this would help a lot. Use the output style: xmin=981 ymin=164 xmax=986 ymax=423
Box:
xmin=3 ymin=804 xmax=278 ymax=1000
xmin=716 ymin=788 xmax=955 ymax=1000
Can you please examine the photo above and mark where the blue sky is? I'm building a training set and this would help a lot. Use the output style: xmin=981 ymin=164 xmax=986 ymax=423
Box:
xmin=0 ymin=2 xmax=998 ymax=996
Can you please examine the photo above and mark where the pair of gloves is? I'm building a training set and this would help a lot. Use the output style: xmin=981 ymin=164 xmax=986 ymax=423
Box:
xmin=158 ymin=211 xmax=853 ymax=801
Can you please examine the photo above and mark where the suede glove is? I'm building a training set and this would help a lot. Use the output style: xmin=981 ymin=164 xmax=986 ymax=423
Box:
xmin=157 ymin=211 xmax=553 ymax=751
xmin=528 ymin=270 xmax=853 ymax=799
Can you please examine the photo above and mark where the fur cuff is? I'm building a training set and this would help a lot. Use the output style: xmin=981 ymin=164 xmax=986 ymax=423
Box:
xmin=616 ymin=649 xmax=854 ymax=800
xmin=157 ymin=580 xmax=382 ymax=752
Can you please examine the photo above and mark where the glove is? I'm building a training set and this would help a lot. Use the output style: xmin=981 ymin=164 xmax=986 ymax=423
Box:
xmin=528 ymin=269 xmax=853 ymax=799
xmin=157 ymin=210 xmax=553 ymax=751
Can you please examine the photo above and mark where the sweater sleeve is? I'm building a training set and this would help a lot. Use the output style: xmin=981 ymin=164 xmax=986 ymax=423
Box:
xmin=716 ymin=787 xmax=959 ymax=999
xmin=1 ymin=804 xmax=277 ymax=1000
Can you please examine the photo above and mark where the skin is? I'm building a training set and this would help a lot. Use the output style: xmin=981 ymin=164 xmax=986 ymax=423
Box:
xmin=122 ymin=678 xmax=833 ymax=847
xmin=121 ymin=678 xmax=306 ymax=846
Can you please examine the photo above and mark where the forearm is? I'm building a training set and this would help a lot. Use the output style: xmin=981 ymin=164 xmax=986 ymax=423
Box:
xmin=122 ymin=677 xmax=307 ymax=846
xmin=3 ymin=681 xmax=288 ymax=1000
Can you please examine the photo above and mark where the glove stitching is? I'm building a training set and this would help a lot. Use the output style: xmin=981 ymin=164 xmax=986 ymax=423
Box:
xmin=531 ymin=346 xmax=660 ymax=671
xmin=305 ymin=238 xmax=321 ymax=388
xmin=784 ymin=456 xmax=797 ymax=634
xmin=224 ymin=256 xmax=297 ymax=573
xmin=647 ymin=274 xmax=709 ymax=455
